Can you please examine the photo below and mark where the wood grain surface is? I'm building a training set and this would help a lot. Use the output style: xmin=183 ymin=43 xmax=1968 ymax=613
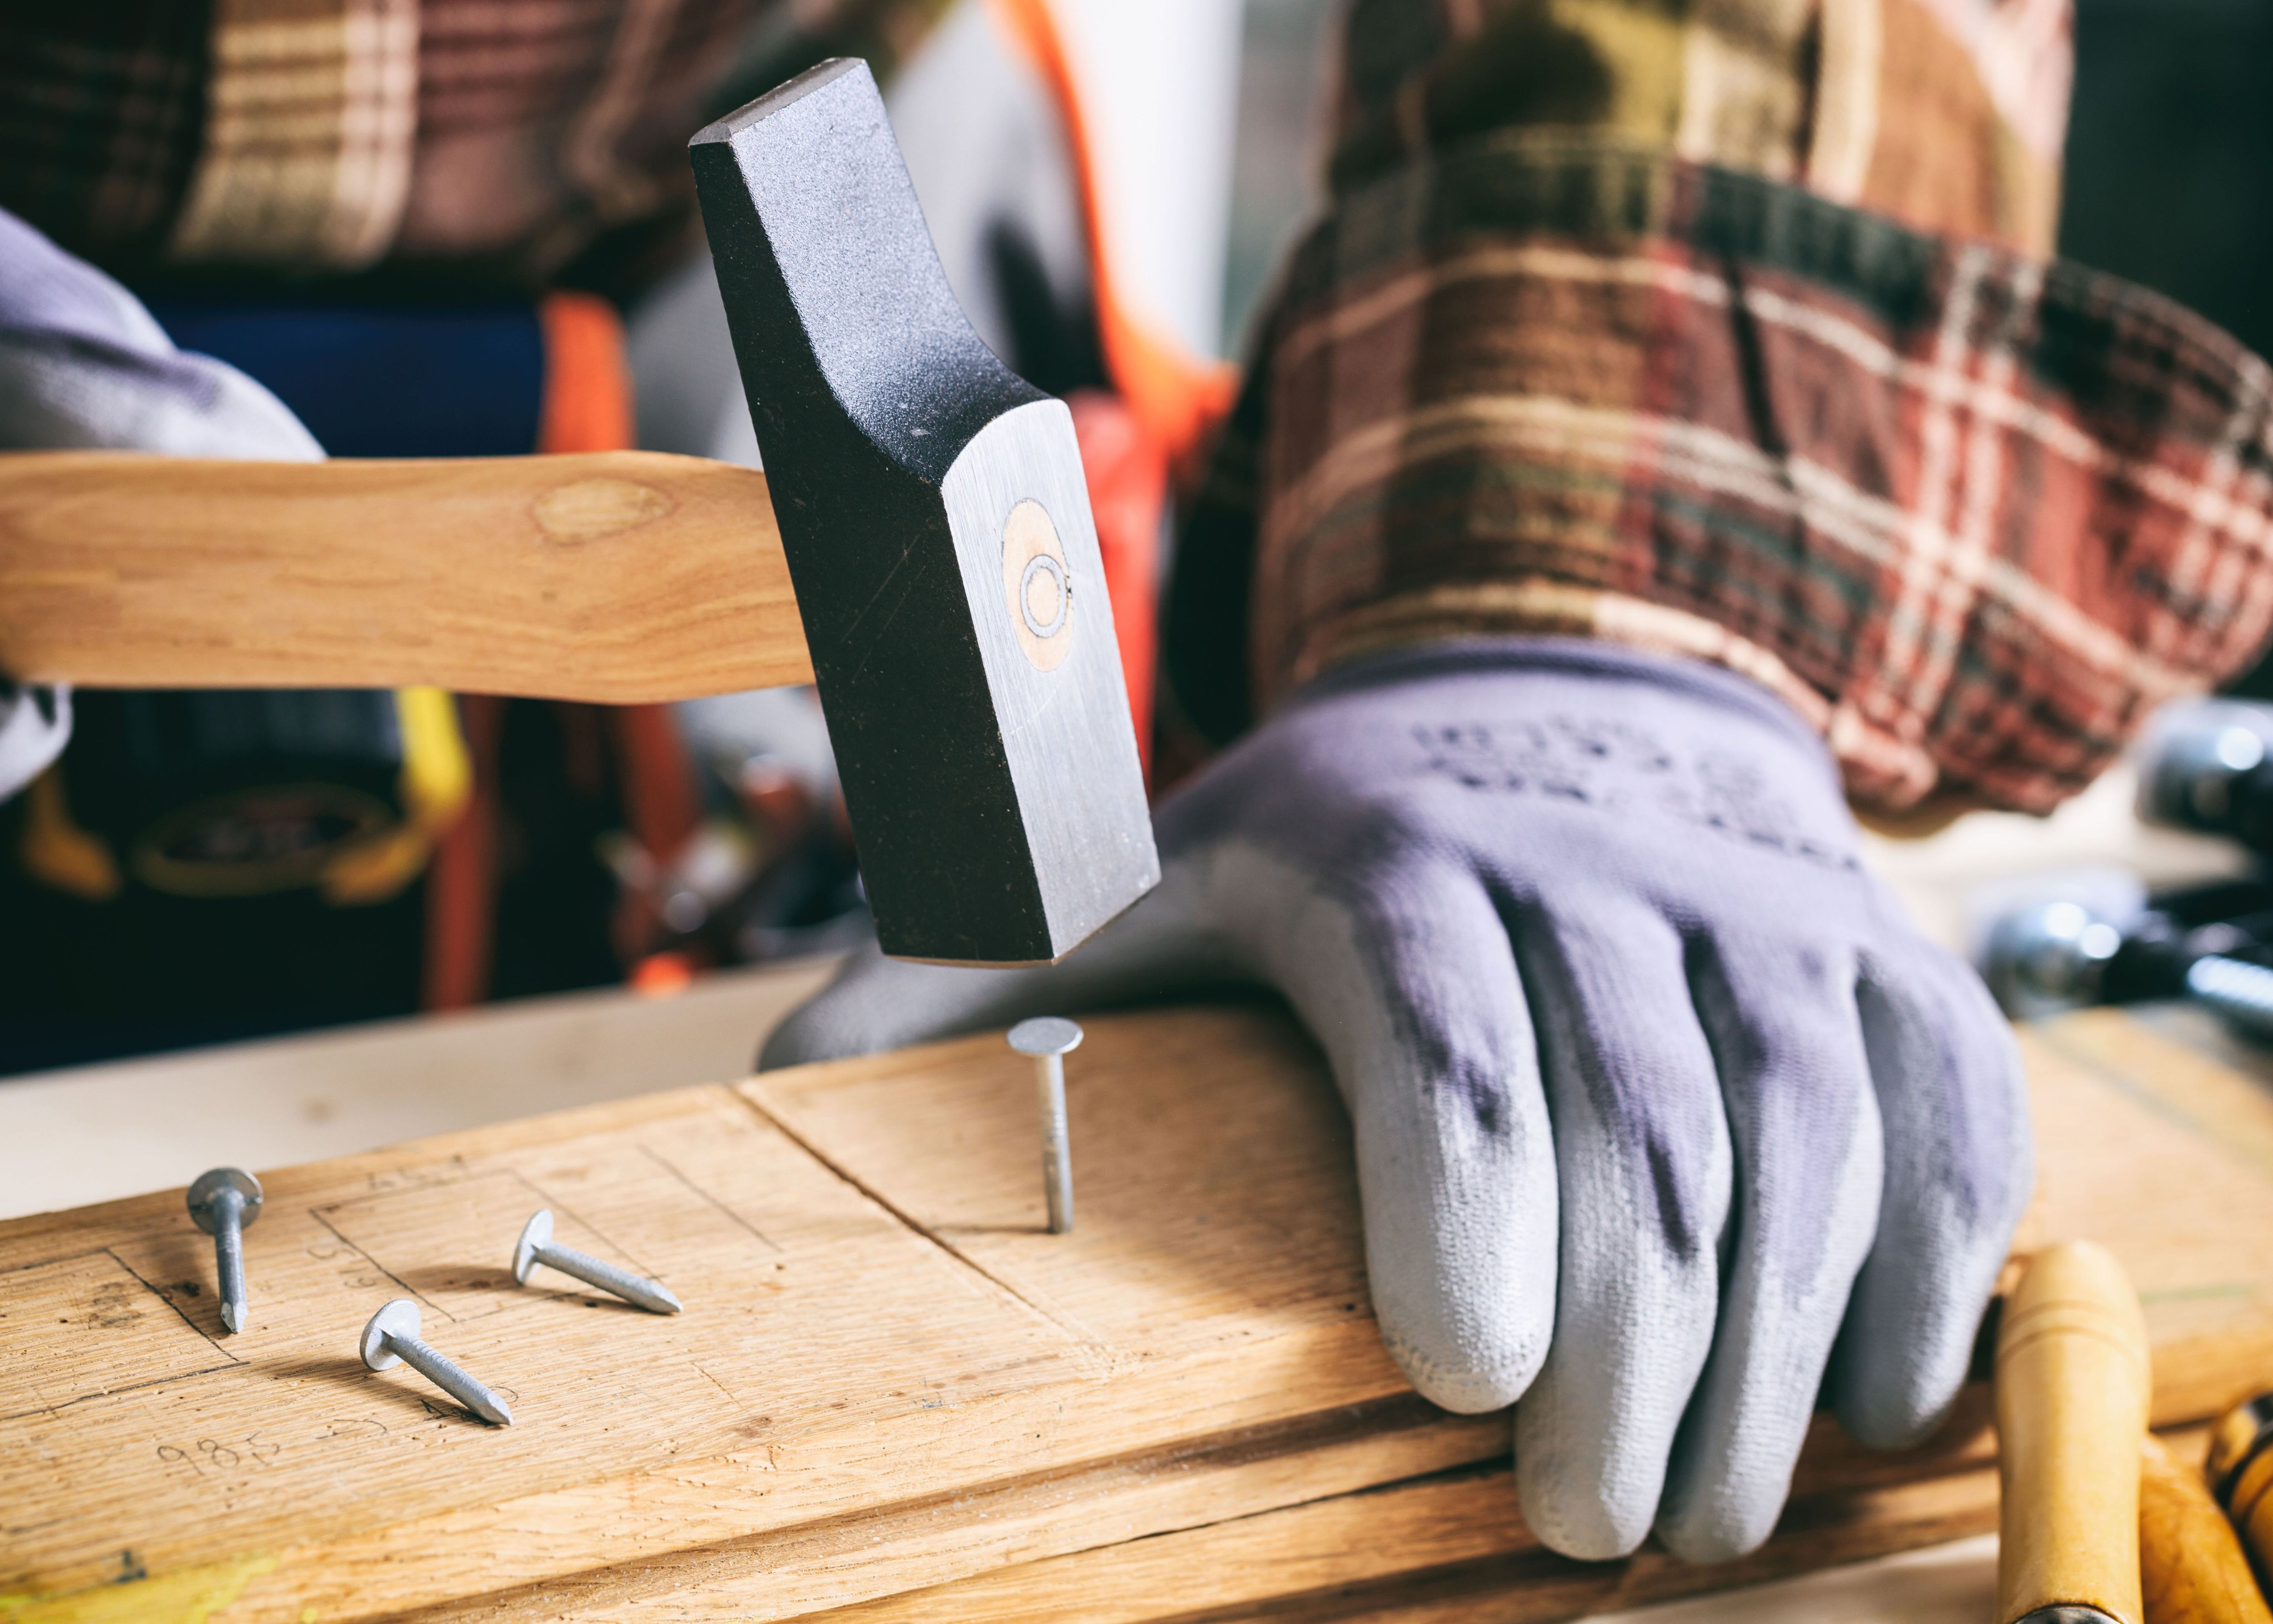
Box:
xmin=6 ymin=1003 xmax=2273 ymax=1622
xmin=0 ymin=450 xmax=810 ymax=700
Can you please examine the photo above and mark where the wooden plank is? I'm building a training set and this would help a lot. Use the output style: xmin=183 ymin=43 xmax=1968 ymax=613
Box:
xmin=0 ymin=1011 xmax=1424 ymax=1621
xmin=791 ymin=1444 xmax=2015 ymax=1624
xmin=0 ymin=450 xmax=809 ymax=701
xmin=3 ymin=1004 xmax=2272 ymax=1622
xmin=2016 ymin=1008 xmax=2273 ymax=1424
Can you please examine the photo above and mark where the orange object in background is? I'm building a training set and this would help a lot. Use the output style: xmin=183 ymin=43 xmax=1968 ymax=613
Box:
xmin=425 ymin=292 xmax=703 ymax=1010
xmin=984 ymin=0 xmax=1237 ymax=483
xmin=536 ymin=294 xmax=637 ymax=455
xmin=630 ymin=950 xmax=698 ymax=999
xmin=1068 ymin=390 xmax=1166 ymax=781
xmin=421 ymin=693 xmax=505 ymax=1011
xmin=981 ymin=0 xmax=1239 ymax=786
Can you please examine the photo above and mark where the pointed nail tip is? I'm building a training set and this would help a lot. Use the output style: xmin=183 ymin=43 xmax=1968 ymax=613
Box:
xmin=221 ymin=1305 xmax=246 ymax=1334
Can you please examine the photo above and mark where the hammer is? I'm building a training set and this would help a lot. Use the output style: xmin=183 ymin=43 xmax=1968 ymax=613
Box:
xmin=0 ymin=60 xmax=1157 ymax=966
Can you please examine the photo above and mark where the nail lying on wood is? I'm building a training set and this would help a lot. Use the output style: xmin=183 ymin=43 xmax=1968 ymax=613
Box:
xmin=512 ymin=1209 xmax=682 ymax=1314
xmin=360 ymin=1299 xmax=514 ymax=1426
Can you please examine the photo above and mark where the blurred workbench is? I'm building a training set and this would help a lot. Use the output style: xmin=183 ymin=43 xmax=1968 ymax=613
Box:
xmin=0 ymin=760 xmax=2261 ymax=1622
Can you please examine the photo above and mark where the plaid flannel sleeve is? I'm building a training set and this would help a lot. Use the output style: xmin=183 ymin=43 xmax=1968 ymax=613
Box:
xmin=1164 ymin=0 xmax=2273 ymax=816
xmin=0 ymin=0 xmax=951 ymax=297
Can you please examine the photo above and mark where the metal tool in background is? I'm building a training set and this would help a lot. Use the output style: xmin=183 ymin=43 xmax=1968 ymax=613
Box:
xmin=512 ymin=1209 xmax=682 ymax=1315
xmin=186 ymin=1167 xmax=262 ymax=1335
xmin=360 ymin=1299 xmax=514 ymax=1425
xmin=1009 ymin=1017 xmax=1082 ymax=1234
xmin=2139 ymin=699 xmax=2273 ymax=852
xmin=1979 ymin=875 xmax=2273 ymax=1037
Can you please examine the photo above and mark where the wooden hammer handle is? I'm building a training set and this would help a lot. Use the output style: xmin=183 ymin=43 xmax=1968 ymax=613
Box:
xmin=0 ymin=450 xmax=811 ymax=702
xmin=1998 ymin=1240 xmax=2154 ymax=1624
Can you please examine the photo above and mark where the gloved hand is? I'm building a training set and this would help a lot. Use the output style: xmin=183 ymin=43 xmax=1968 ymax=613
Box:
xmin=0 ymin=206 xmax=322 ymax=799
xmin=763 ymin=639 xmax=2031 ymax=1563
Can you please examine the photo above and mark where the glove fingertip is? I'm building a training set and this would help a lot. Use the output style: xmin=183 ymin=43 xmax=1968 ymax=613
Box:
xmin=1514 ymin=1419 xmax=1657 ymax=1561
xmin=1380 ymin=1324 xmax=1541 ymax=1416
xmin=1517 ymin=1492 xmax=1651 ymax=1564
xmin=1653 ymin=1497 xmax=1782 ymax=1566
xmin=1827 ymin=1270 xmax=1989 ymax=1453
xmin=1834 ymin=1381 xmax=1961 ymax=1453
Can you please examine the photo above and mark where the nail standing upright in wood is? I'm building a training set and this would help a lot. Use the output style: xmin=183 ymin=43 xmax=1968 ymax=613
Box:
xmin=1996 ymin=1239 xmax=2153 ymax=1624
xmin=185 ymin=1167 xmax=262 ymax=1335
xmin=1008 ymin=1017 xmax=1082 ymax=1234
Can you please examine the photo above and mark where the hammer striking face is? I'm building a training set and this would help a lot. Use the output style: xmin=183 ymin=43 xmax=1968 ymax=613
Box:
xmin=690 ymin=59 xmax=1157 ymax=966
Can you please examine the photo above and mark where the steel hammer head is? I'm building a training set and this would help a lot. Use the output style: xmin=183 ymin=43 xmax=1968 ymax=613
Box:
xmin=690 ymin=60 xmax=1157 ymax=966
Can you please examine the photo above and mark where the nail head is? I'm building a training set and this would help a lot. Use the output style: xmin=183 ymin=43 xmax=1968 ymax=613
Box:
xmin=186 ymin=1168 xmax=263 ymax=1234
xmin=512 ymin=1209 xmax=555 ymax=1284
xmin=360 ymin=1298 xmax=422 ymax=1372
xmin=1008 ymin=1017 xmax=1084 ymax=1058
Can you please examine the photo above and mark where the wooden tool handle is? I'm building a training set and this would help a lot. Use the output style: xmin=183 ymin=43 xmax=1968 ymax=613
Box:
xmin=2140 ymin=1433 xmax=2273 ymax=1624
xmin=0 ymin=450 xmax=811 ymax=702
xmin=1998 ymin=1240 xmax=2154 ymax=1624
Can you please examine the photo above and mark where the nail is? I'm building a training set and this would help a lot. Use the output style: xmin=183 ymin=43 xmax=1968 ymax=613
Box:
xmin=1008 ymin=1017 xmax=1083 ymax=1234
xmin=186 ymin=1168 xmax=263 ymax=1334
xmin=512 ymin=1209 xmax=681 ymax=1314
xmin=360 ymin=1299 xmax=513 ymax=1424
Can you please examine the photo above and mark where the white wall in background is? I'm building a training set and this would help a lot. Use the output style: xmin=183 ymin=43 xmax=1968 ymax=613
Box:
xmin=1047 ymin=0 xmax=1247 ymax=360
xmin=887 ymin=0 xmax=1089 ymax=368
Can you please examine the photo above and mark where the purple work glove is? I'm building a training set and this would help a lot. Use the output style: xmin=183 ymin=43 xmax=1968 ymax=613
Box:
xmin=762 ymin=639 xmax=2031 ymax=1562
xmin=0 ymin=206 xmax=321 ymax=800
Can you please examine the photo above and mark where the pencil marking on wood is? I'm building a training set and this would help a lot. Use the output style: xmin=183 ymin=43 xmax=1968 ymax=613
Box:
xmin=2036 ymin=1012 xmax=2273 ymax=1188
xmin=0 ymin=1251 xmax=240 ymax=1422
xmin=729 ymin=1089 xmax=1112 ymax=1370
xmin=692 ymin=1363 xmax=753 ymax=1415
xmin=110 ymin=1245 xmax=246 ymax=1356
xmin=315 ymin=1167 xmax=645 ymax=1320
xmin=304 ymin=1209 xmax=438 ymax=1322
xmin=636 ymin=1143 xmax=783 ymax=1253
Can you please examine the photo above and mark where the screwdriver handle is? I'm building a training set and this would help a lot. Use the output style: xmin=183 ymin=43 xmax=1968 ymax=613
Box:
xmin=1996 ymin=1240 xmax=2152 ymax=1624
xmin=2139 ymin=1432 xmax=2273 ymax=1624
